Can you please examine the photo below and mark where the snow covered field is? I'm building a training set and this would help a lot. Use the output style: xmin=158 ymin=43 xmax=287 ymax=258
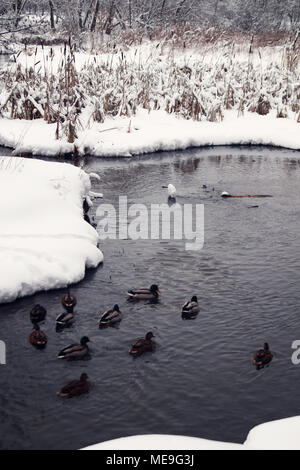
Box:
xmin=0 ymin=157 xmax=103 ymax=304
xmin=0 ymin=40 xmax=299 ymax=157
xmin=83 ymin=416 xmax=300 ymax=450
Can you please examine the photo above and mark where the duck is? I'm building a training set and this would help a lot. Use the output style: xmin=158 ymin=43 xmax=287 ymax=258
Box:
xmin=56 ymin=311 xmax=75 ymax=330
xmin=29 ymin=323 xmax=48 ymax=349
xmin=221 ymin=191 xmax=230 ymax=198
xmin=182 ymin=296 xmax=200 ymax=317
xmin=57 ymin=336 xmax=93 ymax=360
xmin=127 ymin=284 xmax=160 ymax=301
xmin=253 ymin=343 xmax=273 ymax=368
xmin=57 ymin=373 xmax=90 ymax=398
xmin=99 ymin=305 xmax=122 ymax=329
xmin=61 ymin=291 xmax=77 ymax=313
xmin=129 ymin=332 xmax=155 ymax=357
xmin=30 ymin=304 xmax=47 ymax=323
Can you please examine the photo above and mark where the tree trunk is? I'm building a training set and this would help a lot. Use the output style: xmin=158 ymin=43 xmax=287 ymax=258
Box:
xmin=49 ymin=1 xmax=55 ymax=30
xmin=128 ymin=0 xmax=132 ymax=28
xmin=83 ymin=0 xmax=95 ymax=28
xmin=90 ymin=0 xmax=100 ymax=32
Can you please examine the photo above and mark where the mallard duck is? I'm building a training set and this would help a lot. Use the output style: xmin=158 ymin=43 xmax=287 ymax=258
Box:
xmin=57 ymin=336 xmax=93 ymax=360
xmin=61 ymin=291 xmax=77 ymax=313
xmin=182 ymin=296 xmax=200 ymax=317
xmin=30 ymin=304 xmax=47 ymax=323
xmin=29 ymin=323 xmax=48 ymax=349
xmin=99 ymin=305 xmax=122 ymax=329
xmin=57 ymin=373 xmax=90 ymax=398
xmin=127 ymin=284 xmax=160 ymax=301
xmin=129 ymin=332 xmax=155 ymax=357
xmin=253 ymin=343 xmax=273 ymax=369
xmin=56 ymin=311 xmax=75 ymax=330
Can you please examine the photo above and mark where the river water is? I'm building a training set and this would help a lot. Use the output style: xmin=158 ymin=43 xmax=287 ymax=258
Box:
xmin=1 ymin=146 xmax=300 ymax=450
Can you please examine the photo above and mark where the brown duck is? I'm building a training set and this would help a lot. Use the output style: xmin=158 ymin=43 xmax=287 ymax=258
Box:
xmin=57 ymin=373 xmax=90 ymax=398
xmin=61 ymin=291 xmax=77 ymax=313
xmin=253 ymin=343 xmax=273 ymax=368
xmin=30 ymin=304 xmax=47 ymax=323
xmin=129 ymin=332 xmax=155 ymax=357
xmin=29 ymin=323 xmax=48 ymax=349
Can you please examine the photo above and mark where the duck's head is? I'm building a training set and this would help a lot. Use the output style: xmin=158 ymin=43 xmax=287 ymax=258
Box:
xmin=80 ymin=373 xmax=89 ymax=382
xmin=80 ymin=336 xmax=93 ymax=346
xmin=113 ymin=304 xmax=120 ymax=312
xmin=264 ymin=343 xmax=270 ymax=351
xmin=145 ymin=332 xmax=154 ymax=340
xmin=150 ymin=284 xmax=160 ymax=295
xmin=191 ymin=296 xmax=198 ymax=303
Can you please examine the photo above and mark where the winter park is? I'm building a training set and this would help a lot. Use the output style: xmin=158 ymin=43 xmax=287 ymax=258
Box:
xmin=0 ymin=0 xmax=300 ymax=452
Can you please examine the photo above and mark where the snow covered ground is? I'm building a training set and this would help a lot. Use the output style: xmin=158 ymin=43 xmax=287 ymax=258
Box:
xmin=82 ymin=416 xmax=300 ymax=450
xmin=0 ymin=109 xmax=299 ymax=158
xmin=0 ymin=157 xmax=103 ymax=304
xmin=0 ymin=41 xmax=299 ymax=157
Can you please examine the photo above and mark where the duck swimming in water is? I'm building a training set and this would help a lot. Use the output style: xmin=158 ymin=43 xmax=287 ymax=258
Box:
xmin=99 ymin=305 xmax=122 ymax=329
xmin=29 ymin=323 xmax=48 ymax=349
xmin=182 ymin=296 xmax=200 ymax=318
xmin=61 ymin=291 xmax=77 ymax=313
xmin=57 ymin=373 xmax=90 ymax=398
xmin=129 ymin=332 xmax=155 ymax=357
xmin=30 ymin=304 xmax=47 ymax=323
xmin=253 ymin=343 xmax=273 ymax=369
xmin=127 ymin=285 xmax=160 ymax=301
xmin=56 ymin=311 xmax=75 ymax=330
xmin=57 ymin=336 xmax=93 ymax=360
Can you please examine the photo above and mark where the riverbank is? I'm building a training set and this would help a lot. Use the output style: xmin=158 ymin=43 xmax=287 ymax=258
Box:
xmin=0 ymin=110 xmax=299 ymax=157
xmin=0 ymin=157 xmax=103 ymax=303
xmin=0 ymin=39 xmax=299 ymax=157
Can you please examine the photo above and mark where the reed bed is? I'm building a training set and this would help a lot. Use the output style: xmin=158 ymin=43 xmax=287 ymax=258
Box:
xmin=0 ymin=35 xmax=299 ymax=144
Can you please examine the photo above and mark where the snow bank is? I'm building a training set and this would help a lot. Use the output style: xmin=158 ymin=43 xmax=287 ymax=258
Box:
xmin=0 ymin=109 xmax=299 ymax=158
xmin=0 ymin=157 xmax=103 ymax=304
xmin=82 ymin=416 xmax=300 ymax=450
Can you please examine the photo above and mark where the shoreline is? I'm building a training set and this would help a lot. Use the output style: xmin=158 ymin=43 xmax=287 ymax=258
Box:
xmin=0 ymin=157 xmax=103 ymax=304
xmin=0 ymin=110 xmax=299 ymax=159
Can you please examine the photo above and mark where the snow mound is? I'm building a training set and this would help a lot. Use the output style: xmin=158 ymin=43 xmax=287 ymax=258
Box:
xmin=82 ymin=416 xmax=300 ymax=450
xmin=0 ymin=157 xmax=103 ymax=304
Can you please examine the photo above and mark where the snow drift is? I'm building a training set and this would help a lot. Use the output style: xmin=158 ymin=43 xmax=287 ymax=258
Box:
xmin=0 ymin=157 xmax=103 ymax=304
xmin=82 ymin=416 xmax=300 ymax=450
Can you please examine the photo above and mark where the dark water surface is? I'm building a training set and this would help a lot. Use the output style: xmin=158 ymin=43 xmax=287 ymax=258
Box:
xmin=1 ymin=146 xmax=300 ymax=450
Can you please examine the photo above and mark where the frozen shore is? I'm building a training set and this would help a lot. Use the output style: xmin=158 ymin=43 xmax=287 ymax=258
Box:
xmin=0 ymin=110 xmax=299 ymax=158
xmin=0 ymin=157 xmax=103 ymax=304
xmin=82 ymin=416 xmax=300 ymax=450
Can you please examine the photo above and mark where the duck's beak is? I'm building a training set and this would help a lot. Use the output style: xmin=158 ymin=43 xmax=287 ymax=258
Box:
xmin=89 ymin=340 xmax=94 ymax=344
xmin=157 ymin=289 xmax=161 ymax=294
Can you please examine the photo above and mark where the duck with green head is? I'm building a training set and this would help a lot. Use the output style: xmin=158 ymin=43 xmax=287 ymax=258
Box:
xmin=127 ymin=285 xmax=160 ymax=301
xmin=99 ymin=305 xmax=122 ymax=329
xmin=57 ymin=336 xmax=93 ymax=360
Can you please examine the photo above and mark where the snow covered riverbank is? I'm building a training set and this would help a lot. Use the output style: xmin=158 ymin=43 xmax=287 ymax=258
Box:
xmin=83 ymin=416 xmax=300 ymax=450
xmin=0 ymin=157 xmax=103 ymax=304
xmin=0 ymin=40 xmax=299 ymax=157
xmin=0 ymin=109 xmax=299 ymax=157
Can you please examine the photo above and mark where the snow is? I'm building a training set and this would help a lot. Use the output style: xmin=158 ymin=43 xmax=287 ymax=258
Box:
xmin=0 ymin=157 xmax=103 ymax=304
xmin=0 ymin=109 xmax=299 ymax=158
xmin=0 ymin=41 xmax=299 ymax=157
xmin=82 ymin=416 xmax=300 ymax=450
